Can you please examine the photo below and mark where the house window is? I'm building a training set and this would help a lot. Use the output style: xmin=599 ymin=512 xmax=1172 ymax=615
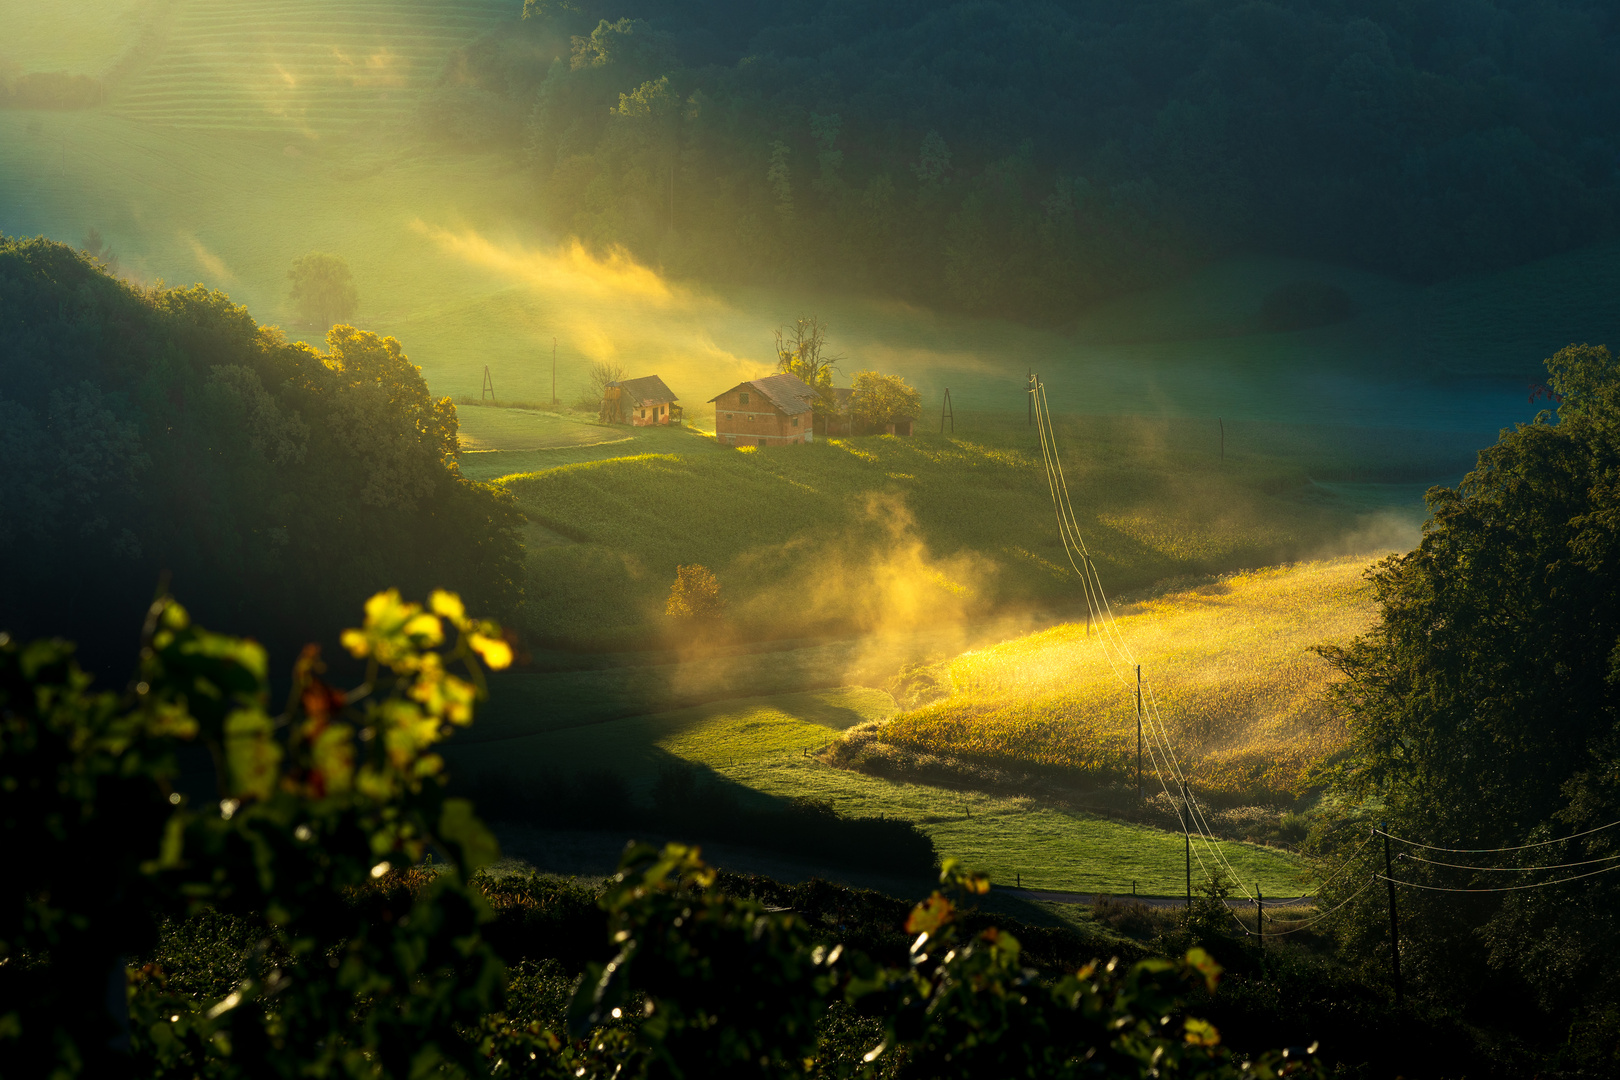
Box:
xmin=791 ymin=416 xmax=799 ymax=427
xmin=740 ymin=392 xmax=750 ymax=405
xmin=725 ymin=413 xmax=733 ymax=420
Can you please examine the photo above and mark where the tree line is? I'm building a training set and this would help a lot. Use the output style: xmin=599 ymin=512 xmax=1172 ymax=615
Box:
xmin=0 ymin=235 xmax=522 ymax=677
xmin=423 ymin=0 xmax=1620 ymax=322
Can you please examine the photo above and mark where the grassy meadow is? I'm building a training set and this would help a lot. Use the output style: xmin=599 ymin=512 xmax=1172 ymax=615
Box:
xmin=444 ymin=687 xmax=1305 ymax=895
xmin=829 ymin=556 xmax=1379 ymax=807
xmin=494 ymin=410 xmax=1422 ymax=649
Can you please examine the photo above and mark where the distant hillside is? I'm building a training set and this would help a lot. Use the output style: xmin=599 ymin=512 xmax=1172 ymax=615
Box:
xmin=106 ymin=0 xmax=514 ymax=135
xmin=434 ymin=0 xmax=1620 ymax=321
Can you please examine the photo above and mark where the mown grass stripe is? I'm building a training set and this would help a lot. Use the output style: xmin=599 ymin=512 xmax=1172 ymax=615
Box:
xmin=111 ymin=0 xmax=509 ymax=129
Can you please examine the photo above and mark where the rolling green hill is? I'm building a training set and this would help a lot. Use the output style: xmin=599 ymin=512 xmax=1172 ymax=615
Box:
xmin=106 ymin=0 xmax=512 ymax=135
xmin=445 ymin=687 xmax=1305 ymax=895
xmin=494 ymin=410 xmax=1458 ymax=649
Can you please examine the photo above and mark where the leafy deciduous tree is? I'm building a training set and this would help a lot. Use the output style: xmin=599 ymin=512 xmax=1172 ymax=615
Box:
xmin=851 ymin=370 xmax=922 ymax=428
xmin=665 ymin=564 xmax=723 ymax=621
xmin=1322 ymin=343 xmax=1620 ymax=1018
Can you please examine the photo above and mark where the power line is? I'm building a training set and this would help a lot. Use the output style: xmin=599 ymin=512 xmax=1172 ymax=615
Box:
xmin=1400 ymin=851 xmax=1620 ymax=873
xmin=1292 ymin=830 xmax=1378 ymax=902
xmin=1248 ymin=875 xmax=1379 ymax=937
xmin=1380 ymin=861 xmax=1620 ymax=893
xmin=1031 ymin=385 xmax=1260 ymax=899
xmin=1030 ymin=382 xmax=1620 ymax=917
xmin=1375 ymin=821 xmax=1620 ymax=855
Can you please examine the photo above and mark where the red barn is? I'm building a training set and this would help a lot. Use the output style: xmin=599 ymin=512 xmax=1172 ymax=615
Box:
xmin=600 ymin=375 xmax=679 ymax=426
xmin=708 ymin=374 xmax=818 ymax=447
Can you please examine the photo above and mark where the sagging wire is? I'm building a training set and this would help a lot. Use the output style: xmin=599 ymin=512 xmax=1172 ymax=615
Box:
xmin=1380 ymin=861 xmax=1620 ymax=893
xmin=1032 ymin=384 xmax=1258 ymax=901
xmin=1398 ymin=850 xmax=1620 ymax=873
xmin=1375 ymin=820 xmax=1620 ymax=854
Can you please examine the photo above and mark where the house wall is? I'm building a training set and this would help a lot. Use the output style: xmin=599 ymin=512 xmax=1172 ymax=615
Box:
xmin=713 ymin=388 xmax=810 ymax=446
xmin=631 ymin=402 xmax=672 ymax=427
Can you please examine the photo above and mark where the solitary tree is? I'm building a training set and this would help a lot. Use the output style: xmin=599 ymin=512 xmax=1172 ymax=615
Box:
xmin=287 ymin=252 xmax=358 ymax=329
xmin=579 ymin=358 xmax=626 ymax=410
xmin=666 ymin=564 xmax=724 ymax=621
xmin=774 ymin=315 xmax=840 ymax=390
xmin=851 ymin=370 xmax=922 ymax=428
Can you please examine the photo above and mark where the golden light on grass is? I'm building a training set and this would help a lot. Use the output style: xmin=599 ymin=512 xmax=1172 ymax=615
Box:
xmin=179 ymin=231 xmax=235 ymax=284
xmin=870 ymin=554 xmax=1383 ymax=804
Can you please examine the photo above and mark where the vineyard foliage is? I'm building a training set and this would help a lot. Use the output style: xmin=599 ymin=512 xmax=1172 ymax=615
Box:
xmin=0 ymin=592 xmax=1324 ymax=1078
xmin=829 ymin=557 xmax=1378 ymax=806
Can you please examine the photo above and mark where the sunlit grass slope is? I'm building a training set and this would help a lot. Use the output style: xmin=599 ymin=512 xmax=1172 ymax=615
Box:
xmin=107 ymin=0 xmax=511 ymax=135
xmin=445 ymin=687 xmax=1304 ymax=895
xmin=497 ymin=413 xmax=1400 ymax=648
xmin=837 ymin=556 xmax=1378 ymax=806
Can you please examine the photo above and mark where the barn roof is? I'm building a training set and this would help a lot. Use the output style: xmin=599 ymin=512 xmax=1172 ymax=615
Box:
xmin=708 ymin=373 xmax=819 ymax=415
xmin=610 ymin=375 xmax=678 ymax=406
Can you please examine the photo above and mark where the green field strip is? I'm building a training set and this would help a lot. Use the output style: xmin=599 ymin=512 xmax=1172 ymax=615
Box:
xmin=444 ymin=688 xmax=1307 ymax=896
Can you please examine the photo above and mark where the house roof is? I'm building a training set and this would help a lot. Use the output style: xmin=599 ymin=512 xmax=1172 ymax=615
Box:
xmin=609 ymin=375 xmax=677 ymax=406
xmin=708 ymin=373 xmax=820 ymax=416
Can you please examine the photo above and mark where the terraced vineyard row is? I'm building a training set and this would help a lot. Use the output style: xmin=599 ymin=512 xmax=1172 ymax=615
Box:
xmin=109 ymin=0 xmax=513 ymax=135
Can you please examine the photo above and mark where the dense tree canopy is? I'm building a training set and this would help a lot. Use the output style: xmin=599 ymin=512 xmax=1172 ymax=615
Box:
xmin=851 ymin=370 xmax=922 ymax=427
xmin=429 ymin=1 xmax=1620 ymax=321
xmin=0 ymin=236 xmax=522 ymax=676
xmin=1323 ymin=343 xmax=1620 ymax=1041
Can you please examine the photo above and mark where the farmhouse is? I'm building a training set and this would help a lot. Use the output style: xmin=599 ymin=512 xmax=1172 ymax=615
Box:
xmin=709 ymin=374 xmax=818 ymax=447
xmin=601 ymin=375 xmax=680 ymax=426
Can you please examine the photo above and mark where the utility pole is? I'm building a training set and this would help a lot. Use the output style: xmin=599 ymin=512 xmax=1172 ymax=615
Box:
xmin=1136 ymin=665 xmax=1143 ymax=801
xmin=482 ymin=365 xmax=495 ymax=404
xmin=1027 ymin=370 xmax=1035 ymax=425
xmin=1383 ymin=825 xmax=1404 ymax=1006
xmin=551 ymin=337 xmax=557 ymax=407
xmin=1256 ymin=882 xmax=1263 ymax=955
xmin=1182 ymin=779 xmax=1192 ymax=910
xmin=940 ymin=387 xmax=954 ymax=434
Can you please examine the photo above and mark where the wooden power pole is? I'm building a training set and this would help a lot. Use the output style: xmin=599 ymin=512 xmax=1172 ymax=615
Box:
xmin=481 ymin=365 xmax=495 ymax=403
xmin=1136 ymin=665 xmax=1143 ymax=801
xmin=940 ymin=387 xmax=954 ymax=434
xmin=1182 ymin=780 xmax=1192 ymax=909
xmin=1383 ymin=825 xmax=1404 ymax=1005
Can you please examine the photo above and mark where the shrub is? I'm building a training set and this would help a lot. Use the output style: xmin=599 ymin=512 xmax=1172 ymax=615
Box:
xmin=664 ymin=563 xmax=724 ymax=621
